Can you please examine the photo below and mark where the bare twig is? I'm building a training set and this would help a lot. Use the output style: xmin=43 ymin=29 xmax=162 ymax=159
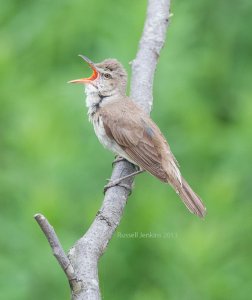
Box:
xmin=34 ymin=214 xmax=81 ymax=294
xmin=35 ymin=0 xmax=171 ymax=299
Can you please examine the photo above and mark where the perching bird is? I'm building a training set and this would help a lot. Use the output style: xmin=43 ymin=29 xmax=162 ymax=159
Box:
xmin=69 ymin=55 xmax=206 ymax=218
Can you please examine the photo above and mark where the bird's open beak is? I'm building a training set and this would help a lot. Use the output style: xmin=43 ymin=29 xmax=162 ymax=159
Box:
xmin=68 ymin=55 xmax=99 ymax=84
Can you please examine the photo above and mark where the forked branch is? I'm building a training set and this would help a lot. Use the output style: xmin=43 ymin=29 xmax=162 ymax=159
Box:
xmin=35 ymin=1 xmax=172 ymax=299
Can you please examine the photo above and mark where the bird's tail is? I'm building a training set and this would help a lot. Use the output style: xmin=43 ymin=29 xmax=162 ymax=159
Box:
xmin=176 ymin=178 xmax=206 ymax=218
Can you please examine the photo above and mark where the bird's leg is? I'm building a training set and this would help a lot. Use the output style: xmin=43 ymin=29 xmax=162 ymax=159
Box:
xmin=104 ymin=169 xmax=145 ymax=194
xmin=112 ymin=155 xmax=128 ymax=167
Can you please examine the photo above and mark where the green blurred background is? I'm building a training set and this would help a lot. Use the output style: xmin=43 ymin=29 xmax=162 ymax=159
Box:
xmin=1 ymin=0 xmax=252 ymax=299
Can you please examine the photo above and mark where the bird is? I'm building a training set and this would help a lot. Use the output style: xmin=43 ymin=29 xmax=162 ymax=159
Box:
xmin=68 ymin=55 xmax=206 ymax=218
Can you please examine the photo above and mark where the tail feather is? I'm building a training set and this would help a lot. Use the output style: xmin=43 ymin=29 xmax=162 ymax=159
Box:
xmin=177 ymin=178 xmax=206 ymax=218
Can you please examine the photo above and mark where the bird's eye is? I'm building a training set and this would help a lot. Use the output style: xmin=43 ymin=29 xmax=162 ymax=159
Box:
xmin=104 ymin=73 xmax=112 ymax=79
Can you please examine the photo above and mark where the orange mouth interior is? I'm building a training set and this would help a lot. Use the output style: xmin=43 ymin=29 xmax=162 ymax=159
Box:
xmin=68 ymin=58 xmax=99 ymax=84
xmin=87 ymin=67 xmax=99 ymax=81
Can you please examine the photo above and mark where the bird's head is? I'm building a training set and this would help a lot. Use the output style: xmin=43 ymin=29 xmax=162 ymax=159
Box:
xmin=69 ymin=55 xmax=128 ymax=96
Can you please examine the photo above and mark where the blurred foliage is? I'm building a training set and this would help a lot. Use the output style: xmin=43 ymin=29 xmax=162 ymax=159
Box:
xmin=0 ymin=0 xmax=252 ymax=299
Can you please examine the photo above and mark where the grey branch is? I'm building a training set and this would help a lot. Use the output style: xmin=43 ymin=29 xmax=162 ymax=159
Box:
xmin=34 ymin=214 xmax=81 ymax=294
xmin=34 ymin=0 xmax=171 ymax=299
xmin=131 ymin=0 xmax=171 ymax=114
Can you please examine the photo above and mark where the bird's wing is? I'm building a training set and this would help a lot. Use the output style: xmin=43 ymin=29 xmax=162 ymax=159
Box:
xmin=100 ymin=100 xmax=180 ymax=183
xmin=100 ymin=99 xmax=208 ymax=218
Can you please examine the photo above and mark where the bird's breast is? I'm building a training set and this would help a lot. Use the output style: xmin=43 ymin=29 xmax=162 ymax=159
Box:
xmin=91 ymin=113 xmax=126 ymax=158
xmin=92 ymin=114 xmax=111 ymax=148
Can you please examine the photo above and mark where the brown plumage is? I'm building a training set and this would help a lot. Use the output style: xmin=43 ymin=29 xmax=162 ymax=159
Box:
xmin=69 ymin=56 xmax=206 ymax=218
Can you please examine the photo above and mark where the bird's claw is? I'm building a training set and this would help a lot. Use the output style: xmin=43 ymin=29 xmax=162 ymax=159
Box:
xmin=103 ymin=181 xmax=132 ymax=195
xmin=112 ymin=156 xmax=127 ymax=167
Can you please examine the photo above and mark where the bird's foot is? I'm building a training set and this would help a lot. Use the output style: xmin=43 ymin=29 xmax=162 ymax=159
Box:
xmin=104 ymin=182 xmax=132 ymax=194
xmin=103 ymin=170 xmax=144 ymax=194
xmin=112 ymin=156 xmax=128 ymax=167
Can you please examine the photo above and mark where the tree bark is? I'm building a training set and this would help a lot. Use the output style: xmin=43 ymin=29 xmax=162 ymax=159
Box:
xmin=35 ymin=0 xmax=172 ymax=299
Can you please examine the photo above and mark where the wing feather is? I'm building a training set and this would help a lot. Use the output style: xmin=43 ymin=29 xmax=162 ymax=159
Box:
xmin=101 ymin=99 xmax=171 ymax=182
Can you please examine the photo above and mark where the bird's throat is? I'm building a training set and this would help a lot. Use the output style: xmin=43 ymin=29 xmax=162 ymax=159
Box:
xmin=85 ymin=88 xmax=110 ymax=119
xmin=85 ymin=84 xmax=123 ymax=119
